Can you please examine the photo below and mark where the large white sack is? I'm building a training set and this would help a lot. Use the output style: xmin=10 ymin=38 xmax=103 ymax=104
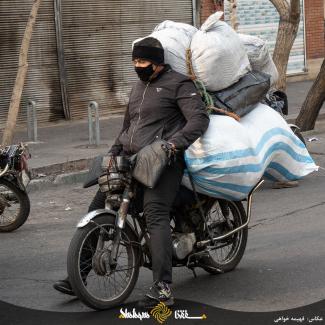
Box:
xmin=190 ymin=12 xmax=251 ymax=91
xmin=132 ymin=21 xmax=197 ymax=76
xmin=183 ymin=104 xmax=318 ymax=200
xmin=239 ymin=33 xmax=279 ymax=86
xmin=150 ymin=21 xmax=197 ymax=76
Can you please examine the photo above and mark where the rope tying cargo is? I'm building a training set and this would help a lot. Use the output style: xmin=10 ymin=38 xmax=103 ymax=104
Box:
xmin=186 ymin=48 xmax=196 ymax=81
xmin=186 ymin=48 xmax=240 ymax=121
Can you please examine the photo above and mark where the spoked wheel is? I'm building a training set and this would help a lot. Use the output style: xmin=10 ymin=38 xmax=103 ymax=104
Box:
xmin=200 ymin=199 xmax=247 ymax=274
xmin=67 ymin=214 xmax=140 ymax=310
xmin=0 ymin=179 xmax=30 ymax=232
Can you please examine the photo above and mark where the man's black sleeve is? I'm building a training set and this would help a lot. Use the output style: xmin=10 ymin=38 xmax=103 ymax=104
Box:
xmin=108 ymin=105 xmax=130 ymax=155
xmin=168 ymin=79 xmax=210 ymax=150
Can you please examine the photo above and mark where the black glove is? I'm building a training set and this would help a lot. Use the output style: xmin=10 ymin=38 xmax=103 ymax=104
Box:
xmin=161 ymin=142 xmax=177 ymax=162
xmin=108 ymin=144 xmax=122 ymax=157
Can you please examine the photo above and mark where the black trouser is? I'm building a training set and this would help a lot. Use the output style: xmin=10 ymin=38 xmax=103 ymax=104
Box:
xmin=142 ymin=156 xmax=184 ymax=283
xmin=82 ymin=156 xmax=184 ymax=284
xmin=88 ymin=190 xmax=106 ymax=212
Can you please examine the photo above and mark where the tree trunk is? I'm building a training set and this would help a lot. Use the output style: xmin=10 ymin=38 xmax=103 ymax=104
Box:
xmin=270 ymin=0 xmax=301 ymax=91
xmin=2 ymin=0 xmax=42 ymax=146
xmin=228 ymin=0 xmax=239 ymax=31
xmin=295 ymin=60 xmax=325 ymax=131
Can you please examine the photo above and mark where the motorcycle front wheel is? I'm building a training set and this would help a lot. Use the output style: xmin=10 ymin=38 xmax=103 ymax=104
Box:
xmin=200 ymin=200 xmax=248 ymax=274
xmin=0 ymin=178 xmax=30 ymax=232
xmin=67 ymin=214 xmax=140 ymax=310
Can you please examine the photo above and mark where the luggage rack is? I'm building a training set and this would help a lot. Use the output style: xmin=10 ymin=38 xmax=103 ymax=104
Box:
xmin=196 ymin=179 xmax=264 ymax=248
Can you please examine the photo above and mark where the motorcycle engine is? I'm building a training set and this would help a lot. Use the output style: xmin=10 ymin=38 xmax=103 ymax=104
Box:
xmin=172 ymin=232 xmax=196 ymax=260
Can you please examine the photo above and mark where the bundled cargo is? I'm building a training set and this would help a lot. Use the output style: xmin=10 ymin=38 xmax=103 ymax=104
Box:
xmin=183 ymin=104 xmax=318 ymax=200
xmin=190 ymin=12 xmax=251 ymax=91
xmin=133 ymin=21 xmax=197 ymax=76
xmin=238 ymin=33 xmax=279 ymax=86
xmin=150 ymin=21 xmax=197 ymax=76
xmin=210 ymin=70 xmax=271 ymax=117
xmin=262 ymin=90 xmax=288 ymax=115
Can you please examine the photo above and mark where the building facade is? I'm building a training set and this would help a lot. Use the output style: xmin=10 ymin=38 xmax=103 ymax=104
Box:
xmin=0 ymin=0 xmax=194 ymax=128
xmin=0 ymin=0 xmax=324 ymax=127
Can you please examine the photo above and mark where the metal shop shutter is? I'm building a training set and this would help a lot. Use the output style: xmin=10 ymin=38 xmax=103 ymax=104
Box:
xmin=0 ymin=0 xmax=64 ymax=129
xmin=224 ymin=0 xmax=306 ymax=75
xmin=60 ymin=0 xmax=193 ymax=120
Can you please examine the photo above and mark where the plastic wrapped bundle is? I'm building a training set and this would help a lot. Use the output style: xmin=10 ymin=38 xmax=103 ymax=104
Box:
xmin=151 ymin=21 xmax=197 ymax=76
xmin=190 ymin=12 xmax=251 ymax=92
xmin=183 ymin=103 xmax=318 ymax=200
xmin=239 ymin=33 xmax=279 ymax=86
xmin=133 ymin=21 xmax=197 ymax=76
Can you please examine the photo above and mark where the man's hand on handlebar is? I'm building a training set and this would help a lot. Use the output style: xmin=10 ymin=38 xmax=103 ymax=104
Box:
xmin=162 ymin=142 xmax=177 ymax=162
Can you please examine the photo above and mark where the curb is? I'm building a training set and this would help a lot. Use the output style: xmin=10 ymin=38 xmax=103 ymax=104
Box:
xmin=30 ymin=158 xmax=93 ymax=179
xmin=27 ymin=170 xmax=89 ymax=193
xmin=28 ymin=157 xmax=94 ymax=192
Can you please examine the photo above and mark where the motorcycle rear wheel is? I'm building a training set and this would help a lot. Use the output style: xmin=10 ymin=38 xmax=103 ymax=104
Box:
xmin=67 ymin=214 xmax=140 ymax=310
xmin=0 ymin=179 xmax=30 ymax=232
xmin=201 ymin=200 xmax=248 ymax=274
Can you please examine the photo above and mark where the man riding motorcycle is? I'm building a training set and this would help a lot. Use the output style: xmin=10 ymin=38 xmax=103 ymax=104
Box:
xmin=53 ymin=37 xmax=209 ymax=308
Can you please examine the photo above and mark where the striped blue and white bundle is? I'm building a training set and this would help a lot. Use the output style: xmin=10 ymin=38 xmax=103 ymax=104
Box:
xmin=183 ymin=103 xmax=318 ymax=201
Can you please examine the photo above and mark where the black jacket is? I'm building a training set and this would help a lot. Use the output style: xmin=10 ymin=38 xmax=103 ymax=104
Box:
xmin=111 ymin=66 xmax=209 ymax=154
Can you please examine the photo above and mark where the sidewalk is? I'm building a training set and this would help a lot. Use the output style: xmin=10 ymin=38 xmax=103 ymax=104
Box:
xmin=286 ymin=80 xmax=325 ymax=121
xmin=11 ymin=115 xmax=125 ymax=190
xmin=4 ymin=79 xmax=325 ymax=190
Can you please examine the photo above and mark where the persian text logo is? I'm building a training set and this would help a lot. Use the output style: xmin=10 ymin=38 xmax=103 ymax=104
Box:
xmin=174 ymin=309 xmax=207 ymax=320
xmin=117 ymin=304 xmax=206 ymax=322
xmin=150 ymin=302 xmax=173 ymax=324
xmin=118 ymin=308 xmax=150 ymax=321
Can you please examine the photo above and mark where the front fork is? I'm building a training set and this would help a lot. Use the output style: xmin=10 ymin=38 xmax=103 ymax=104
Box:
xmin=109 ymin=188 xmax=131 ymax=268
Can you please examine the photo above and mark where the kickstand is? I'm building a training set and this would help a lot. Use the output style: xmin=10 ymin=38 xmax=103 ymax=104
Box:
xmin=190 ymin=267 xmax=198 ymax=278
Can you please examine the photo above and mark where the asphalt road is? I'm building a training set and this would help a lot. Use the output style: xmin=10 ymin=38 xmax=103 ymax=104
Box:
xmin=0 ymin=155 xmax=324 ymax=313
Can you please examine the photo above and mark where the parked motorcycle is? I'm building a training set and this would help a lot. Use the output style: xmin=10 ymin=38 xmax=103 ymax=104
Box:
xmin=0 ymin=144 xmax=31 ymax=232
xmin=67 ymin=155 xmax=263 ymax=310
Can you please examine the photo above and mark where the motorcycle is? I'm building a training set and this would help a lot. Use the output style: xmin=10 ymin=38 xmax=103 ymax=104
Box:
xmin=67 ymin=155 xmax=264 ymax=310
xmin=0 ymin=144 xmax=31 ymax=232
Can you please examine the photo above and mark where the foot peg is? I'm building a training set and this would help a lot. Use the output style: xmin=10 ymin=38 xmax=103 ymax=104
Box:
xmin=199 ymin=264 xmax=224 ymax=274
xmin=191 ymin=268 xmax=198 ymax=278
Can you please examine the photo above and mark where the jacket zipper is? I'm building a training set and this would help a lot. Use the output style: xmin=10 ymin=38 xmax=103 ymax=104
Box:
xmin=129 ymin=82 xmax=150 ymax=152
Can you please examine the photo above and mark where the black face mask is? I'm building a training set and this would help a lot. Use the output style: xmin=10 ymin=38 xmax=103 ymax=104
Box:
xmin=135 ymin=64 xmax=155 ymax=82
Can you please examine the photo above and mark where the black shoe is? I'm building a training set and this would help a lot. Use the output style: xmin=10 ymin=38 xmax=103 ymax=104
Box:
xmin=53 ymin=278 xmax=75 ymax=296
xmin=137 ymin=281 xmax=174 ymax=309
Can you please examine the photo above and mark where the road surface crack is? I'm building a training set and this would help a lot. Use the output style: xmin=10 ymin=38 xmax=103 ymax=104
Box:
xmin=250 ymin=201 xmax=325 ymax=229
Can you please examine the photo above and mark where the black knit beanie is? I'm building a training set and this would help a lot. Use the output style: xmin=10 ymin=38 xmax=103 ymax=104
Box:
xmin=132 ymin=37 xmax=164 ymax=65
